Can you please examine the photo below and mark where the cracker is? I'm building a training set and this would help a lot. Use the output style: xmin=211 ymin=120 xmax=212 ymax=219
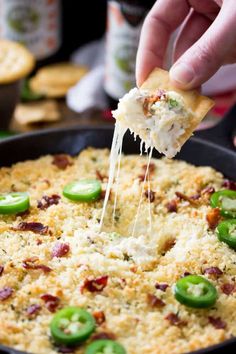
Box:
xmin=14 ymin=100 xmax=61 ymax=125
xmin=141 ymin=68 xmax=214 ymax=148
xmin=0 ymin=40 xmax=35 ymax=84
xmin=29 ymin=77 xmax=70 ymax=98
xmin=32 ymin=62 xmax=88 ymax=86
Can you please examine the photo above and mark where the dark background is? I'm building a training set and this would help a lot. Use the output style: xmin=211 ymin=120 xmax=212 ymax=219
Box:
xmin=59 ymin=0 xmax=107 ymax=60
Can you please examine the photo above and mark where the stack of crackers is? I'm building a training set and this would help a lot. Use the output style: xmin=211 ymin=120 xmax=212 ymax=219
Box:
xmin=15 ymin=63 xmax=88 ymax=125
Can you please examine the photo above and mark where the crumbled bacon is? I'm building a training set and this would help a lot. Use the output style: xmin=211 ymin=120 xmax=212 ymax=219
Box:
xmin=208 ymin=316 xmax=226 ymax=329
xmin=147 ymin=294 xmax=165 ymax=308
xmin=142 ymin=163 xmax=156 ymax=174
xmin=37 ymin=194 xmax=60 ymax=210
xmin=96 ymin=170 xmax=107 ymax=182
xmin=175 ymin=191 xmax=198 ymax=206
xmin=26 ymin=304 xmax=41 ymax=318
xmin=201 ymin=186 xmax=215 ymax=195
xmin=81 ymin=276 xmax=108 ymax=293
xmin=93 ymin=311 xmax=106 ymax=325
xmin=13 ymin=222 xmax=49 ymax=235
xmin=222 ymin=179 xmax=236 ymax=191
xmin=203 ymin=267 xmax=223 ymax=278
xmin=221 ymin=283 xmax=235 ymax=295
xmin=144 ymin=190 xmax=155 ymax=202
xmin=40 ymin=294 xmax=60 ymax=312
xmin=99 ymin=190 xmax=112 ymax=201
xmin=206 ymin=208 xmax=221 ymax=229
xmin=52 ymin=154 xmax=72 ymax=170
xmin=165 ymin=313 xmax=186 ymax=326
xmin=162 ymin=239 xmax=176 ymax=254
xmin=91 ymin=332 xmax=116 ymax=341
xmin=0 ymin=287 xmax=13 ymax=301
xmin=183 ymin=271 xmax=192 ymax=277
xmin=166 ymin=200 xmax=178 ymax=212
xmin=36 ymin=239 xmax=42 ymax=245
xmin=0 ymin=265 xmax=4 ymax=276
xmin=143 ymin=92 xmax=166 ymax=117
xmin=155 ymin=283 xmax=168 ymax=292
xmin=22 ymin=257 xmax=52 ymax=273
xmin=51 ymin=242 xmax=70 ymax=258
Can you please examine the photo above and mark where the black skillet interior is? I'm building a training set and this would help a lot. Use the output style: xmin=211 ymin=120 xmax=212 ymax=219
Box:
xmin=0 ymin=105 xmax=236 ymax=354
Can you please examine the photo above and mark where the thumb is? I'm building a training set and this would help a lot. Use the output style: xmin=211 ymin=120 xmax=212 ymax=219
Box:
xmin=169 ymin=2 xmax=236 ymax=89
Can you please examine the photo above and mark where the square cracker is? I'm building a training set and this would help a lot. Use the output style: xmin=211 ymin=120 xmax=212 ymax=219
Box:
xmin=141 ymin=68 xmax=214 ymax=149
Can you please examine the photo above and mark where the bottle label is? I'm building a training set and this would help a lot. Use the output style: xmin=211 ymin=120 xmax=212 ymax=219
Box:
xmin=0 ymin=0 xmax=61 ymax=60
xmin=105 ymin=1 xmax=148 ymax=100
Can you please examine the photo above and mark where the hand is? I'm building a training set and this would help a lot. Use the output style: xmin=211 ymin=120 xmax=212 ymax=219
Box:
xmin=136 ymin=0 xmax=236 ymax=90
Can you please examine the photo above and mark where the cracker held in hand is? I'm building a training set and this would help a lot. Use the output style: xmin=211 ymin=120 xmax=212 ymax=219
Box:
xmin=0 ymin=40 xmax=35 ymax=84
xmin=113 ymin=68 xmax=214 ymax=158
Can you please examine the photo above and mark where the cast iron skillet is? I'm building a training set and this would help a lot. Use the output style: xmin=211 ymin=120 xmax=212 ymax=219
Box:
xmin=0 ymin=105 xmax=236 ymax=354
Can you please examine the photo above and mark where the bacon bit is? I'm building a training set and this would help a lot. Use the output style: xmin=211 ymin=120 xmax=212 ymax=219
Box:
xmin=206 ymin=208 xmax=221 ymax=229
xmin=203 ymin=267 xmax=223 ymax=278
xmin=142 ymin=163 xmax=155 ymax=174
xmin=99 ymin=190 xmax=112 ymax=201
xmin=208 ymin=316 xmax=226 ymax=329
xmin=138 ymin=174 xmax=145 ymax=182
xmin=166 ymin=200 xmax=178 ymax=212
xmin=162 ymin=239 xmax=176 ymax=254
xmin=190 ymin=193 xmax=201 ymax=200
xmin=201 ymin=186 xmax=215 ymax=195
xmin=26 ymin=304 xmax=41 ymax=318
xmin=91 ymin=332 xmax=116 ymax=341
xmin=0 ymin=287 xmax=13 ymax=301
xmin=22 ymin=257 xmax=52 ymax=273
xmin=221 ymin=283 xmax=235 ymax=295
xmin=51 ymin=242 xmax=70 ymax=258
xmin=183 ymin=272 xmax=192 ymax=277
xmin=40 ymin=294 xmax=60 ymax=312
xmin=52 ymin=154 xmax=72 ymax=170
xmin=144 ymin=190 xmax=155 ymax=202
xmin=143 ymin=92 xmax=166 ymax=117
xmin=82 ymin=276 xmax=108 ymax=293
xmin=36 ymin=239 xmax=42 ymax=245
xmin=96 ymin=170 xmax=107 ymax=182
xmin=175 ymin=191 xmax=199 ymax=206
xmin=165 ymin=313 xmax=186 ymax=326
xmin=222 ymin=179 xmax=236 ymax=191
xmin=0 ymin=265 xmax=4 ymax=276
xmin=155 ymin=283 xmax=168 ymax=292
xmin=13 ymin=222 xmax=49 ymax=235
xmin=93 ymin=311 xmax=106 ymax=325
xmin=147 ymin=294 xmax=165 ymax=308
xmin=37 ymin=194 xmax=60 ymax=210
xmin=57 ymin=346 xmax=75 ymax=353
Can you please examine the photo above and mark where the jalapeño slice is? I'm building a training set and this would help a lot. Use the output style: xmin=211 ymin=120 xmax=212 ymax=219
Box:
xmin=63 ymin=179 xmax=101 ymax=202
xmin=85 ymin=339 xmax=126 ymax=354
xmin=217 ymin=219 xmax=236 ymax=249
xmin=174 ymin=275 xmax=217 ymax=308
xmin=210 ymin=190 xmax=236 ymax=218
xmin=0 ymin=192 xmax=30 ymax=214
xmin=50 ymin=307 xmax=95 ymax=346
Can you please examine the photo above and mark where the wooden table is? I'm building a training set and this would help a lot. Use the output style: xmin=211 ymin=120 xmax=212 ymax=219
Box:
xmin=10 ymin=101 xmax=114 ymax=133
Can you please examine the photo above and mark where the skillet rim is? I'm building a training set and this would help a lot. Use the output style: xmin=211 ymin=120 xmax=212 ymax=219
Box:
xmin=0 ymin=125 xmax=235 ymax=354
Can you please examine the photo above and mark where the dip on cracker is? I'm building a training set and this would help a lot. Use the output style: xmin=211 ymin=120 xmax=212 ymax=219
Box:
xmin=113 ymin=68 xmax=214 ymax=158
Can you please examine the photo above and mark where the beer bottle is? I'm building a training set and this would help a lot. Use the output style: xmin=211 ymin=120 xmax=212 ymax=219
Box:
xmin=105 ymin=0 xmax=155 ymax=109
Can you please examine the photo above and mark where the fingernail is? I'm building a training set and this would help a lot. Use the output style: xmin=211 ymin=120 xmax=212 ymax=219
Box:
xmin=169 ymin=63 xmax=195 ymax=86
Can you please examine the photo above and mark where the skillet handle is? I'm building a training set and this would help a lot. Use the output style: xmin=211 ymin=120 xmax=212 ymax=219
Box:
xmin=195 ymin=104 xmax=236 ymax=150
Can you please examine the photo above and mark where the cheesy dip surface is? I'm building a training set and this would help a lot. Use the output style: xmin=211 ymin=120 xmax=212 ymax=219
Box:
xmin=0 ymin=148 xmax=236 ymax=354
